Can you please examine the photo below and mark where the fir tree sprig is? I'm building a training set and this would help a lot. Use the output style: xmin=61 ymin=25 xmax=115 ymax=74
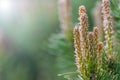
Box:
xmin=74 ymin=6 xmax=104 ymax=80
xmin=93 ymin=2 xmax=104 ymax=41
xmin=74 ymin=26 xmax=83 ymax=74
xmin=102 ymin=0 xmax=114 ymax=59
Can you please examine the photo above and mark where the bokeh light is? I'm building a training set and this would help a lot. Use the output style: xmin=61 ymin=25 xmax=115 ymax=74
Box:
xmin=0 ymin=0 xmax=12 ymax=12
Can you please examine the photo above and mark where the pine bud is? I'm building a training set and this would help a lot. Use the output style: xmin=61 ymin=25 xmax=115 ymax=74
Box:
xmin=97 ymin=42 xmax=103 ymax=70
xmin=74 ymin=26 xmax=82 ymax=70
xmin=93 ymin=2 xmax=104 ymax=41
xmin=102 ymin=0 xmax=113 ymax=56
xmin=93 ymin=27 xmax=99 ymax=49
xmin=78 ymin=6 xmax=89 ymax=58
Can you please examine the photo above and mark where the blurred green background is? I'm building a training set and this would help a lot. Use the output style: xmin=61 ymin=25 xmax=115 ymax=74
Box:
xmin=0 ymin=0 xmax=98 ymax=80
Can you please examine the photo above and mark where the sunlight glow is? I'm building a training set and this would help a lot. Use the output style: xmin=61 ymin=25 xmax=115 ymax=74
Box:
xmin=0 ymin=0 xmax=11 ymax=12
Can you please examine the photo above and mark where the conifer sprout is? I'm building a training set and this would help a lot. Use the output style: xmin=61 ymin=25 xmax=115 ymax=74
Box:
xmin=88 ymin=32 xmax=97 ymax=80
xmin=93 ymin=2 xmax=104 ymax=41
xmin=78 ymin=6 xmax=89 ymax=77
xmin=73 ymin=26 xmax=84 ymax=76
xmin=102 ymin=0 xmax=114 ymax=59
xmin=97 ymin=42 xmax=103 ymax=70
xmin=78 ymin=6 xmax=88 ymax=45
xmin=72 ymin=0 xmax=120 ymax=79
xmin=93 ymin=27 xmax=99 ymax=71
xmin=58 ymin=0 xmax=72 ymax=41
xmin=74 ymin=5 xmax=105 ymax=80
xmin=93 ymin=27 xmax=99 ymax=53
xmin=73 ymin=26 xmax=81 ymax=71
xmin=78 ymin=6 xmax=88 ymax=47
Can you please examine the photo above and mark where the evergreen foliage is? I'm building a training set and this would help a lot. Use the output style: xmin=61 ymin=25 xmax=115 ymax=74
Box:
xmin=48 ymin=0 xmax=120 ymax=80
